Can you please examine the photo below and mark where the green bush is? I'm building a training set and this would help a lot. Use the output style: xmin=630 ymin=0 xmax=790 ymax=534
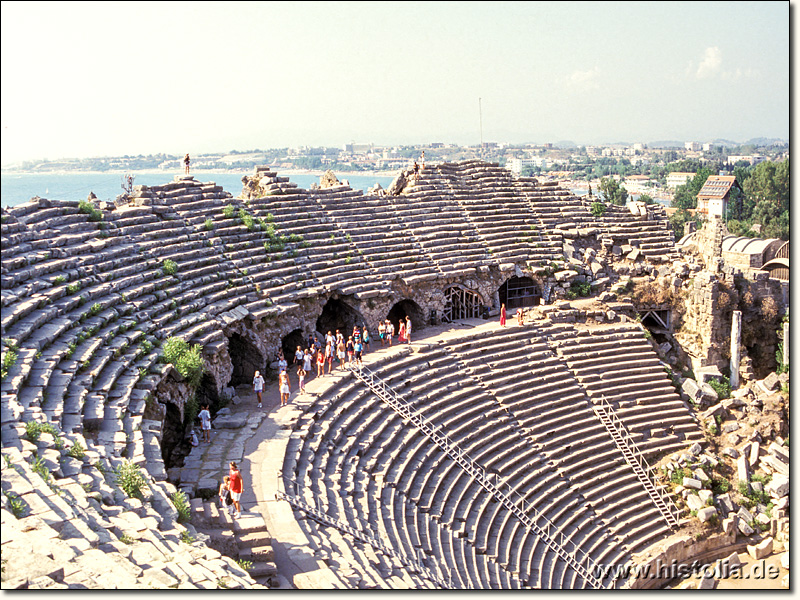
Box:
xmin=2 ymin=490 xmax=27 ymax=518
xmin=89 ymin=302 xmax=103 ymax=316
xmin=78 ymin=200 xmax=103 ymax=222
xmin=67 ymin=282 xmax=81 ymax=294
xmin=204 ymin=219 xmax=214 ymax=231
xmin=708 ymin=377 xmax=731 ymax=400
xmin=115 ymin=460 xmax=147 ymax=499
xmin=171 ymin=490 xmax=192 ymax=523
xmin=591 ymin=202 xmax=607 ymax=217
xmin=54 ymin=275 xmax=66 ymax=284
xmin=67 ymin=441 xmax=86 ymax=460
xmin=162 ymin=259 xmax=178 ymax=276
xmin=223 ymin=204 xmax=236 ymax=219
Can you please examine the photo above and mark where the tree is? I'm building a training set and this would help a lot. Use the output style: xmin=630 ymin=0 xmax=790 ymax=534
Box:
xmin=668 ymin=208 xmax=702 ymax=240
xmin=671 ymin=167 xmax=711 ymax=210
xmin=638 ymin=193 xmax=656 ymax=205
xmin=598 ymin=177 xmax=628 ymax=205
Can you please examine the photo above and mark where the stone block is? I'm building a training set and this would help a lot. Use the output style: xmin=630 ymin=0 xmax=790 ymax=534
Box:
xmin=683 ymin=477 xmax=702 ymax=490
xmin=686 ymin=494 xmax=705 ymax=511
xmin=689 ymin=442 xmax=703 ymax=456
xmin=766 ymin=474 xmax=789 ymax=498
xmin=715 ymin=493 xmax=736 ymax=515
xmin=738 ymin=519 xmax=755 ymax=536
xmin=768 ymin=442 xmax=789 ymax=463
xmin=721 ymin=421 xmax=740 ymax=434
xmin=747 ymin=537 xmax=773 ymax=560
xmin=697 ymin=507 xmax=717 ymax=523
xmin=759 ymin=372 xmax=780 ymax=392
xmin=736 ymin=456 xmax=749 ymax=483
xmin=721 ymin=447 xmax=738 ymax=459
xmin=722 ymin=516 xmax=738 ymax=536
xmin=698 ymin=490 xmax=713 ymax=504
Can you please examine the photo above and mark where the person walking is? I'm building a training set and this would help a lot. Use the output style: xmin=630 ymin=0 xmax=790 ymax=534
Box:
xmin=279 ymin=370 xmax=291 ymax=406
xmin=354 ymin=337 xmax=363 ymax=367
xmin=228 ymin=462 xmax=243 ymax=519
xmin=253 ymin=370 xmax=265 ymax=409
xmin=198 ymin=404 xmax=211 ymax=443
xmin=500 ymin=303 xmax=507 ymax=327
xmin=346 ymin=336 xmax=355 ymax=365
xmin=277 ymin=352 xmax=288 ymax=374
xmin=302 ymin=349 xmax=313 ymax=379
xmin=297 ymin=366 xmax=306 ymax=394
xmin=294 ymin=345 xmax=304 ymax=367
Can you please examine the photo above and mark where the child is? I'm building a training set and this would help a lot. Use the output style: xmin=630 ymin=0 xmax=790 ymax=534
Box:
xmin=317 ymin=347 xmax=325 ymax=377
xmin=219 ymin=476 xmax=234 ymax=514
xmin=297 ymin=366 xmax=306 ymax=394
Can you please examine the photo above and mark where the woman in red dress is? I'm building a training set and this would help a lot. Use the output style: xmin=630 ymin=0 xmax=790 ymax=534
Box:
xmin=500 ymin=303 xmax=506 ymax=327
xmin=398 ymin=320 xmax=406 ymax=343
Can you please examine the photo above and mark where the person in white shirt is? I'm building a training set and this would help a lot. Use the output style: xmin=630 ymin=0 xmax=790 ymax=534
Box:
xmin=253 ymin=370 xmax=265 ymax=408
xmin=198 ymin=405 xmax=211 ymax=443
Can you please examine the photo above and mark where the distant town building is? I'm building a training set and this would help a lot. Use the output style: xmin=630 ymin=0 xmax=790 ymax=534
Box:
xmin=726 ymin=154 xmax=766 ymax=166
xmin=666 ymin=172 xmax=696 ymax=190
xmin=685 ymin=141 xmax=702 ymax=152
xmin=696 ymin=175 xmax=739 ymax=217
xmin=507 ymin=157 xmax=548 ymax=175
xmin=622 ymin=175 xmax=653 ymax=195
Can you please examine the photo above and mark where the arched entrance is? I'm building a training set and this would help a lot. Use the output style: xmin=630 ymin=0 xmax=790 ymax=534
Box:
xmin=281 ymin=328 xmax=306 ymax=363
xmin=316 ymin=298 xmax=367 ymax=338
xmin=498 ymin=277 xmax=541 ymax=310
xmin=443 ymin=286 xmax=483 ymax=322
xmin=228 ymin=333 xmax=265 ymax=387
xmin=386 ymin=299 xmax=425 ymax=333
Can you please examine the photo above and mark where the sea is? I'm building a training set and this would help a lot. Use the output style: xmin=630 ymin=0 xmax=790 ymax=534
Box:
xmin=0 ymin=172 xmax=397 ymax=208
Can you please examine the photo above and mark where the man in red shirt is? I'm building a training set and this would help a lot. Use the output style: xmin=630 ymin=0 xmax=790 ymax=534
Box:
xmin=228 ymin=461 xmax=243 ymax=518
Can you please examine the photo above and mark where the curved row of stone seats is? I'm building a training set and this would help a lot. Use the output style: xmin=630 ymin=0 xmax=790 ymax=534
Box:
xmin=387 ymin=171 xmax=496 ymax=277
xmin=285 ymin=352 xmax=496 ymax=588
xmin=286 ymin=409 xmax=438 ymax=588
xmin=551 ymin=323 xmax=704 ymax=454
xmin=594 ymin=204 xmax=679 ymax=263
xmin=285 ymin=330 xmax=666 ymax=588
xmin=440 ymin=163 xmax=563 ymax=268
xmin=514 ymin=178 xmax=594 ymax=231
xmin=1 ymin=423 xmax=261 ymax=589
xmin=372 ymin=341 xmax=618 ymax=589
xmin=312 ymin=186 xmax=441 ymax=286
xmin=242 ymin=183 xmax=392 ymax=302
xmin=434 ymin=327 xmax=645 ymax=584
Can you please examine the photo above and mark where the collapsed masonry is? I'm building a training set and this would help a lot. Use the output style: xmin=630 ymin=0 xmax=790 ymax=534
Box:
xmin=0 ymin=160 xmax=788 ymax=588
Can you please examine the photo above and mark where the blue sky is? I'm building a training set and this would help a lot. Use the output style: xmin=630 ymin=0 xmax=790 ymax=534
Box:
xmin=0 ymin=1 xmax=789 ymax=163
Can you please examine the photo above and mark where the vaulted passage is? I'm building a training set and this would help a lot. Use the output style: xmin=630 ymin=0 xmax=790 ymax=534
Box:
xmin=281 ymin=328 xmax=306 ymax=363
xmin=386 ymin=299 xmax=425 ymax=333
xmin=228 ymin=333 xmax=265 ymax=387
xmin=498 ymin=276 xmax=541 ymax=310
xmin=316 ymin=298 xmax=367 ymax=339
xmin=161 ymin=402 xmax=187 ymax=470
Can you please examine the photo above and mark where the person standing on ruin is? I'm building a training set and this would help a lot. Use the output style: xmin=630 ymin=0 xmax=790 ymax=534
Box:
xmin=413 ymin=161 xmax=420 ymax=181
xmin=386 ymin=319 xmax=394 ymax=346
xmin=337 ymin=337 xmax=346 ymax=368
xmin=278 ymin=352 xmax=288 ymax=374
xmin=279 ymin=369 xmax=291 ymax=406
xmin=253 ymin=370 xmax=265 ymax=409
xmin=516 ymin=308 xmax=524 ymax=327
xmin=294 ymin=345 xmax=304 ymax=367
xmin=326 ymin=340 xmax=335 ymax=374
xmin=184 ymin=154 xmax=191 ymax=175
xmin=302 ymin=349 xmax=313 ymax=380
xmin=346 ymin=336 xmax=355 ymax=365
xmin=297 ymin=366 xmax=306 ymax=394
xmin=405 ymin=316 xmax=412 ymax=344
xmin=228 ymin=462 xmax=243 ymax=519
xmin=398 ymin=319 xmax=406 ymax=344
xmin=500 ymin=303 xmax=507 ymax=327
xmin=354 ymin=336 xmax=363 ymax=367
xmin=316 ymin=345 xmax=325 ymax=378
xmin=378 ymin=320 xmax=386 ymax=347
xmin=198 ymin=404 xmax=212 ymax=443
xmin=362 ymin=324 xmax=370 ymax=353
xmin=421 ymin=150 xmax=426 ymax=169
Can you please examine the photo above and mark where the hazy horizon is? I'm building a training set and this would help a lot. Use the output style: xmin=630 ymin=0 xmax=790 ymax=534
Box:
xmin=1 ymin=1 xmax=789 ymax=164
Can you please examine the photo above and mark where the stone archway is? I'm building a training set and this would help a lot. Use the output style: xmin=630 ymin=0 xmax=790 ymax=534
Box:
xmin=386 ymin=299 xmax=425 ymax=333
xmin=498 ymin=276 xmax=541 ymax=310
xmin=281 ymin=328 xmax=306 ymax=363
xmin=316 ymin=298 xmax=367 ymax=339
xmin=444 ymin=286 xmax=483 ymax=322
xmin=228 ymin=333 xmax=265 ymax=387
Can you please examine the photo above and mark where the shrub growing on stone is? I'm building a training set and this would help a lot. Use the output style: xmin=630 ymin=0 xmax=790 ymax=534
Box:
xmin=591 ymin=202 xmax=607 ymax=217
xmin=171 ymin=490 xmax=192 ymax=523
xmin=115 ymin=460 xmax=147 ymax=499
xmin=67 ymin=441 xmax=86 ymax=460
xmin=707 ymin=377 xmax=731 ymax=400
xmin=162 ymin=259 xmax=178 ymax=276
xmin=78 ymin=200 xmax=103 ymax=222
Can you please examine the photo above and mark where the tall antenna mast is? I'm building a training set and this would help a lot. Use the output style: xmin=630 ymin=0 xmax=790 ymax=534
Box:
xmin=479 ymin=97 xmax=483 ymax=159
